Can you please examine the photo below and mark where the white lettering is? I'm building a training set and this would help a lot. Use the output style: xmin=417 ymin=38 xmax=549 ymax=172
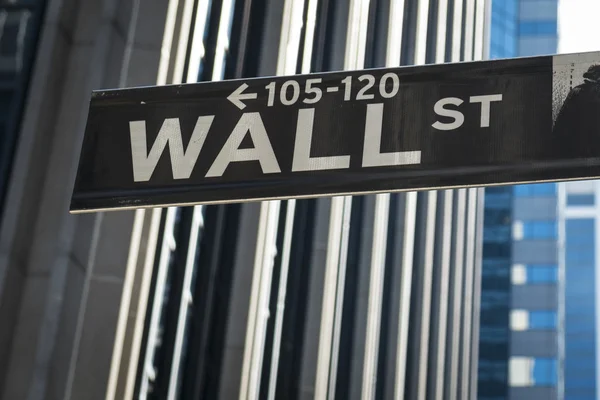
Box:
xmin=129 ymin=117 xmax=214 ymax=182
xmin=432 ymin=97 xmax=464 ymax=131
xmin=206 ymin=112 xmax=281 ymax=177
xmin=469 ymin=94 xmax=502 ymax=127
xmin=362 ymin=103 xmax=421 ymax=167
xmin=292 ymin=108 xmax=350 ymax=171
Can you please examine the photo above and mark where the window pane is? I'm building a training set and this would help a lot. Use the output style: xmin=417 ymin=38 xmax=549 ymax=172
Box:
xmin=529 ymin=310 xmax=557 ymax=329
xmin=522 ymin=221 xmax=557 ymax=239
xmin=567 ymin=194 xmax=595 ymax=206
xmin=533 ymin=358 xmax=557 ymax=385
xmin=514 ymin=183 xmax=556 ymax=197
xmin=527 ymin=265 xmax=557 ymax=283
xmin=519 ymin=20 xmax=558 ymax=35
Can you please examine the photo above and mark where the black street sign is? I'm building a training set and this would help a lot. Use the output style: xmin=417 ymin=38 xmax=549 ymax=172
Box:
xmin=71 ymin=51 xmax=600 ymax=213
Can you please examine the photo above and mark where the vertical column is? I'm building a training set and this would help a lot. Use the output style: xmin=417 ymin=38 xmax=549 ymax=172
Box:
xmin=130 ymin=1 xmax=199 ymax=397
xmin=468 ymin=6 xmax=486 ymax=398
xmin=232 ymin=0 xmax=309 ymax=398
xmin=414 ymin=0 xmax=430 ymax=63
xmin=298 ymin=198 xmax=338 ymax=400
xmin=445 ymin=189 xmax=467 ymax=400
xmin=473 ymin=0 xmax=486 ymax=61
xmin=287 ymin=2 xmax=350 ymax=399
xmin=345 ymin=197 xmax=374 ymax=400
xmin=138 ymin=1 xmax=275 ymax=399
xmin=426 ymin=2 xmax=453 ymax=398
xmin=379 ymin=193 xmax=416 ymax=400
xmin=427 ymin=190 xmax=454 ymax=400
xmin=264 ymin=201 xmax=297 ymax=400
xmin=135 ymin=208 xmax=180 ymax=399
xmin=443 ymin=1 xmax=466 ymax=397
xmin=215 ymin=202 xmax=262 ymax=400
xmin=450 ymin=0 xmax=464 ymax=62
xmin=109 ymin=207 xmax=162 ymax=400
xmin=313 ymin=1 xmax=368 ymax=399
xmin=458 ymin=188 xmax=479 ymax=399
xmin=165 ymin=207 xmax=205 ymax=400
xmin=463 ymin=0 xmax=475 ymax=60
xmin=379 ymin=1 xmax=418 ymax=398
xmin=341 ymin=0 xmax=401 ymax=398
xmin=469 ymin=188 xmax=486 ymax=400
xmin=456 ymin=0 xmax=478 ymax=394
xmin=360 ymin=194 xmax=392 ymax=400
xmin=237 ymin=200 xmax=282 ymax=400
xmin=403 ymin=1 xmax=437 ymax=399
xmin=262 ymin=1 xmax=318 ymax=398
xmin=238 ymin=0 xmax=310 ymax=395
xmin=405 ymin=191 xmax=438 ymax=400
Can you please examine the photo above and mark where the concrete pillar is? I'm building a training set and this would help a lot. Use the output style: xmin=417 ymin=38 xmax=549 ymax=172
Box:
xmin=0 ymin=0 xmax=174 ymax=398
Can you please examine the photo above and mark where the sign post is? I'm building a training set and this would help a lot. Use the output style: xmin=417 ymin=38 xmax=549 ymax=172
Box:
xmin=70 ymin=51 xmax=600 ymax=213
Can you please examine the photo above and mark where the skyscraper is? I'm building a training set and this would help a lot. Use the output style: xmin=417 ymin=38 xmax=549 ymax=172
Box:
xmin=479 ymin=0 xmax=560 ymax=399
xmin=559 ymin=162 xmax=599 ymax=400
xmin=0 ymin=1 xmax=490 ymax=399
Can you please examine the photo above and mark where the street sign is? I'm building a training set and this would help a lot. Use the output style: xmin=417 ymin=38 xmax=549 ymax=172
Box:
xmin=71 ymin=51 xmax=600 ymax=213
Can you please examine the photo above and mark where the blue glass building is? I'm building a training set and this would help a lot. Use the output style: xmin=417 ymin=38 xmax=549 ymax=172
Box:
xmin=560 ymin=182 xmax=598 ymax=399
xmin=479 ymin=1 xmax=560 ymax=399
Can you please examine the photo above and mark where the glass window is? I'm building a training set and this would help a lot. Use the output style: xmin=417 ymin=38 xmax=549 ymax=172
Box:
xmin=484 ymin=208 xmax=511 ymax=225
xmin=480 ymin=326 xmax=510 ymax=342
xmin=514 ymin=185 xmax=529 ymax=196
xmin=519 ymin=20 xmax=557 ymax=36
xmin=566 ymin=219 xmax=595 ymax=229
xmin=565 ymin=370 xmax=596 ymax=394
xmin=484 ymin=226 xmax=512 ymax=242
xmin=565 ymin=358 xmax=595 ymax=372
xmin=566 ymin=339 xmax=596 ymax=352
xmin=567 ymin=194 xmax=595 ymax=206
xmin=529 ymin=310 xmax=557 ymax=329
xmin=514 ymin=183 xmax=556 ymax=196
xmin=482 ymin=267 xmax=510 ymax=280
xmin=564 ymin=393 xmax=596 ymax=400
xmin=566 ymin=235 xmax=595 ymax=246
xmin=484 ymin=259 xmax=510 ymax=269
xmin=478 ymin=360 xmax=508 ymax=381
xmin=480 ymin=290 xmax=510 ymax=309
xmin=487 ymin=186 xmax=513 ymax=195
xmin=565 ymin=376 xmax=596 ymax=389
xmin=533 ymin=358 xmax=557 ymax=385
xmin=522 ymin=221 xmax=557 ymax=239
xmin=526 ymin=265 xmax=557 ymax=283
xmin=566 ymin=250 xmax=594 ymax=264
xmin=566 ymin=312 xmax=595 ymax=325
xmin=483 ymin=242 xmax=511 ymax=257
xmin=565 ymin=367 xmax=595 ymax=381
xmin=483 ymin=259 xmax=510 ymax=280
xmin=484 ymin=192 xmax=512 ymax=209
xmin=484 ymin=208 xmax=511 ymax=226
xmin=566 ymin=325 xmax=595 ymax=335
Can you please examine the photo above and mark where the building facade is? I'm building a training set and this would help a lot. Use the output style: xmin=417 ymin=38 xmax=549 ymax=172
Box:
xmin=479 ymin=0 xmax=560 ymax=399
xmin=558 ymin=181 xmax=599 ymax=399
xmin=0 ymin=0 xmax=489 ymax=399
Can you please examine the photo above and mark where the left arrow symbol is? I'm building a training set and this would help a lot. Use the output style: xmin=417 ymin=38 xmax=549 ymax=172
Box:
xmin=228 ymin=83 xmax=258 ymax=110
